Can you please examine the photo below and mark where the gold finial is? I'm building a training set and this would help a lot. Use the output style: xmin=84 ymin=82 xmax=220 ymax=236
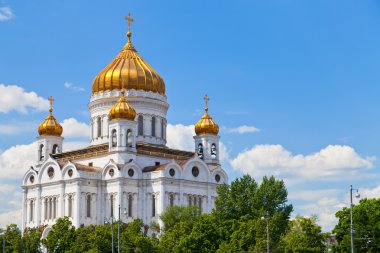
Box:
xmin=125 ymin=13 xmax=134 ymax=40
xmin=48 ymin=96 xmax=54 ymax=113
xmin=203 ymin=94 xmax=209 ymax=112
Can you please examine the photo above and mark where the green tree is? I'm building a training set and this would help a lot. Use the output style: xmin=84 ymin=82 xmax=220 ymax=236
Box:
xmin=22 ymin=227 xmax=42 ymax=253
xmin=70 ymin=224 xmax=95 ymax=252
xmin=160 ymin=205 xmax=200 ymax=232
xmin=280 ymin=215 xmax=326 ymax=253
xmin=41 ymin=217 xmax=76 ymax=252
xmin=214 ymin=175 xmax=293 ymax=252
xmin=1 ymin=224 xmax=22 ymax=253
xmin=332 ymin=198 xmax=380 ymax=253
xmin=120 ymin=219 xmax=159 ymax=253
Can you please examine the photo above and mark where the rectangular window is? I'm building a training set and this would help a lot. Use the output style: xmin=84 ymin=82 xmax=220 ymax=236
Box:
xmin=110 ymin=195 xmax=114 ymax=218
xmin=152 ymin=195 xmax=156 ymax=217
xmin=128 ymin=195 xmax=133 ymax=218
xmin=87 ymin=195 xmax=91 ymax=218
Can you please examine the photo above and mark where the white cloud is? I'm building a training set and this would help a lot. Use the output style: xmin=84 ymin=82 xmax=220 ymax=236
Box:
xmin=0 ymin=210 xmax=21 ymax=228
xmin=359 ymin=185 xmax=380 ymax=199
xmin=61 ymin=118 xmax=90 ymax=139
xmin=166 ymin=124 xmax=195 ymax=151
xmin=0 ymin=140 xmax=90 ymax=180
xmin=64 ymin=82 xmax=85 ymax=92
xmin=0 ymin=84 xmax=49 ymax=114
xmin=0 ymin=7 xmax=14 ymax=21
xmin=289 ymin=188 xmax=343 ymax=202
xmin=231 ymin=144 xmax=375 ymax=181
xmin=226 ymin=125 xmax=260 ymax=134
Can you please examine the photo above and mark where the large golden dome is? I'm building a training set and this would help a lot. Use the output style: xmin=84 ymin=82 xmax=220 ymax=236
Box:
xmin=195 ymin=95 xmax=219 ymax=135
xmin=38 ymin=97 xmax=63 ymax=137
xmin=92 ymin=31 xmax=165 ymax=95
xmin=109 ymin=91 xmax=137 ymax=121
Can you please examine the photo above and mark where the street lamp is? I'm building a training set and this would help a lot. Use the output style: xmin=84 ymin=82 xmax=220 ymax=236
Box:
xmin=117 ymin=204 xmax=128 ymax=253
xmin=350 ymin=185 xmax=360 ymax=253
xmin=104 ymin=216 xmax=114 ymax=253
xmin=261 ymin=211 xmax=270 ymax=253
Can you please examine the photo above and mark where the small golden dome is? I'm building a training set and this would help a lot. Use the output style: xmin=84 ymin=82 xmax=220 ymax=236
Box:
xmin=195 ymin=95 xmax=219 ymax=135
xmin=109 ymin=91 xmax=137 ymax=121
xmin=92 ymin=18 xmax=165 ymax=95
xmin=38 ymin=96 xmax=63 ymax=137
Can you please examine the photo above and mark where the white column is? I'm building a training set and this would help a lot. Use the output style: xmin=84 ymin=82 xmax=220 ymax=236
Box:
xmin=22 ymin=189 xmax=27 ymax=231
xmin=75 ymin=183 xmax=81 ymax=227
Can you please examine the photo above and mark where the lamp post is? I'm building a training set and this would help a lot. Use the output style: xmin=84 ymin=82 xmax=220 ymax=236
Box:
xmin=350 ymin=185 xmax=360 ymax=253
xmin=104 ymin=216 xmax=114 ymax=253
xmin=261 ymin=211 xmax=270 ymax=253
xmin=117 ymin=204 xmax=128 ymax=253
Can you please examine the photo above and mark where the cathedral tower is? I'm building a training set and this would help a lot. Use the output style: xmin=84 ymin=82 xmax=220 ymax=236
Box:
xmin=36 ymin=96 xmax=63 ymax=163
xmin=194 ymin=95 xmax=220 ymax=164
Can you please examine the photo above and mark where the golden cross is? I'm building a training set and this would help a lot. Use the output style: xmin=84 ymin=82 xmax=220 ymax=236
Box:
xmin=48 ymin=96 xmax=54 ymax=112
xmin=125 ymin=13 xmax=134 ymax=32
xmin=203 ymin=95 xmax=209 ymax=110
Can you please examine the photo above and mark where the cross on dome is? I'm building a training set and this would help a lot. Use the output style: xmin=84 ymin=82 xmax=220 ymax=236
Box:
xmin=125 ymin=13 xmax=134 ymax=32
xmin=203 ymin=94 xmax=209 ymax=112
xmin=48 ymin=96 xmax=54 ymax=113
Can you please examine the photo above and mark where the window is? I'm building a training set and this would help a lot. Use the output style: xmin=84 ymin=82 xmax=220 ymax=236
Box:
xmin=128 ymin=195 xmax=133 ymax=217
xmin=152 ymin=195 xmax=156 ymax=217
xmin=161 ymin=118 xmax=164 ymax=138
xmin=192 ymin=167 xmax=199 ymax=177
xmin=198 ymin=197 xmax=202 ymax=211
xmin=97 ymin=117 xmax=102 ymax=138
xmin=110 ymin=195 xmax=114 ymax=218
xmin=68 ymin=195 xmax=73 ymax=218
xmin=151 ymin=117 xmax=156 ymax=137
xmin=197 ymin=144 xmax=204 ymax=159
xmin=53 ymin=197 xmax=56 ymax=219
xmin=52 ymin=144 xmax=59 ymax=154
xmin=39 ymin=144 xmax=44 ymax=161
xmin=44 ymin=199 xmax=48 ymax=220
xmin=49 ymin=198 xmax=52 ymax=219
xmin=188 ymin=196 xmax=192 ymax=206
xmin=86 ymin=195 xmax=91 ymax=218
xmin=127 ymin=129 xmax=132 ymax=147
xmin=111 ymin=129 xmax=117 ymax=147
xmin=29 ymin=200 xmax=34 ymax=222
xmin=169 ymin=194 xmax=174 ymax=206
xmin=138 ymin=115 xmax=144 ymax=135
xmin=211 ymin=143 xmax=217 ymax=158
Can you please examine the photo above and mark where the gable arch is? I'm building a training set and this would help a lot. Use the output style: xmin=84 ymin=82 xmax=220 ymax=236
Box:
xmin=62 ymin=162 xmax=79 ymax=180
xmin=182 ymin=157 xmax=211 ymax=182
xmin=164 ymin=162 xmax=182 ymax=179
xmin=120 ymin=162 xmax=142 ymax=179
xmin=38 ymin=158 xmax=62 ymax=183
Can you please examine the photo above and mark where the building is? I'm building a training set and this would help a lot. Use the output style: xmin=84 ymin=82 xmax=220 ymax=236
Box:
xmin=21 ymin=16 xmax=227 ymax=234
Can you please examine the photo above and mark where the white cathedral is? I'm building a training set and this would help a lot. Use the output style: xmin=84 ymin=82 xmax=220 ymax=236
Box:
xmin=21 ymin=16 xmax=227 ymax=233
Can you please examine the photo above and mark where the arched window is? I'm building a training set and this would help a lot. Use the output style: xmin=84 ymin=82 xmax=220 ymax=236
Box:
xmin=169 ymin=194 xmax=174 ymax=206
xmin=86 ymin=195 xmax=91 ymax=218
xmin=188 ymin=196 xmax=192 ymax=206
xmin=39 ymin=144 xmax=44 ymax=161
xmin=111 ymin=129 xmax=117 ymax=147
xmin=211 ymin=143 xmax=217 ymax=158
xmin=110 ymin=195 xmax=114 ymax=218
xmin=128 ymin=195 xmax=133 ymax=218
xmin=127 ymin=129 xmax=132 ymax=147
xmin=197 ymin=143 xmax=204 ymax=159
xmin=161 ymin=118 xmax=164 ymax=138
xmin=151 ymin=117 xmax=156 ymax=137
xmin=152 ymin=194 xmax=156 ymax=217
xmin=68 ymin=195 xmax=73 ymax=218
xmin=97 ymin=117 xmax=102 ymax=138
xmin=138 ymin=115 xmax=144 ymax=136
xmin=52 ymin=144 xmax=59 ymax=154
xmin=198 ymin=197 xmax=202 ymax=211
xmin=29 ymin=200 xmax=34 ymax=222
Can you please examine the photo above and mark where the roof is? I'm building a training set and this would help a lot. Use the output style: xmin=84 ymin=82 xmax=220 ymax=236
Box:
xmin=56 ymin=160 xmax=102 ymax=173
xmin=51 ymin=142 xmax=195 ymax=162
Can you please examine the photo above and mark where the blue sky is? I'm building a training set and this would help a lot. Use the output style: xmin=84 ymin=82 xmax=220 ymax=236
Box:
xmin=1 ymin=0 xmax=380 ymax=231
